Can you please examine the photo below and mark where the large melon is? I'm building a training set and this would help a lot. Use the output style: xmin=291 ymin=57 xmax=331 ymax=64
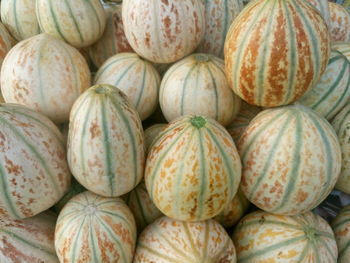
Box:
xmin=331 ymin=205 xmax=350 ymax=262
xmin=1 ymin=0 xmax=40 ymax=41
xmin=122 ymin=0 xmax=205 ymax=63
xmin=298 ymin=50 xmax=350 ymax=120
xmin=67 ymin=84 xmax=145 ymax=197
xmin=133 ymin=216 xmax=236 ymax=263
xmin=145 ymin=115 xmax=242 ymax=221
xmin=0 ymin=33 xmax=91 ymax=124
xmin=233 ymin=210 xmax=337 ymax=262
xmin=238 ymin=104 xmax=341 ymax=215
xmin=36 ymin=0 xmax=106 ymax=48
xmin=55 ymin=191 xmax=137 ymax=263
xmin=331 ymin=104 xmax=350 ymax=194
xmin=94 ymin=53 xmax=161 ymax=121
xmin=0 ymin=212 xmax=58 ymax=263
xmin=160 ymin=53 xmax=241 ymax=126
xmin=197 ymin=0 xmax=244 ymax=58
xmin=329 ymin=2 xmax=350 ymax=42
xmin=88 ymin=2 xmax=133 ymax=68
xmin=224 ymin=0 xmax=330 ymax=107
xmin=0 ymin=103 xmax=71 ymax=219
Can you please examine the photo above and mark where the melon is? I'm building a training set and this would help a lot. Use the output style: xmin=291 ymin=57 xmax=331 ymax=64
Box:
xmin=133 ymin=216 xmax=236 ymax=263
xmin=160 ymin=53 xmax=241 ymax=126
xmin=36 ymin=0 xmax=106 ymax=48
xmin=298 ymin=50 xmax=350 ymax=120
xmin=55 ymin=191 xmax=137 ymax=263
xmin=94 ymin=53 xmax=161 ymax=121
xmin=0 ymin=22 xmax=13 ymax=75
xmin=332 ymin=42 xmax=350 ymax=61
xmin=144 ymin=123 xmax=167 ymax=154
xmin=329 ymin=2 xmax=350 ymax=42
xmin=0 ymin=103 xmax=71 ymax=219
xmin=0 ymin=212 xmax=58 ymax=263
xmin=0 ymin=33 xmax=91 ymax=124
xmin=305 ymin=0 xmax=331 ymax=28
xmin=1 ymin=0 xmax=40 ymax=41
xmin=331 ymin=205 xmax=350 ymax=262
xmin=67 ymin=84 xmax=145 ymax=197
xmin=224 ymin=0 xmax=330 ymax=107
xmin=122 ymin=0 xmax=206 ymax=63
xmin=145 ymin=115 xmax=242 ymax=221
xmin=233 ymin=210 xmax=337 ymax=262
xmin=238 ymin=104 xmax=341 ymax=215
xmin=197 ymin=0 xmax=244 ymax=58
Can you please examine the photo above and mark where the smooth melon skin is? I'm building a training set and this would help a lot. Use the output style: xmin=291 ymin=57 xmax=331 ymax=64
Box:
xmin=298 ymin=50 xmax=350 ymax=120
xmin=36 ymin=0 xmax=106 ymax=48
xmin=145 ymin=115 xmax=242 ymax=222
xmin=1 ymin=0 xmax=40 ymax=41
xmin=160 ymin=53 xmax=241 ymax=127
xmin=0 ymin=211 xmax=59 ymax=263
xmin=67 ymin=84 xmax=145 ymax=197
xmin=238 ymin=104 xmax=341 ymax=215
xmin=331 ymin=205 xmax=350 ymax=263
xmin=0 ymin=103 xmax=71 ymax=219
xmin=122 ymin=0 xmax=206 ymax=64
xmin=0 ymin=33 xmax=91 ymax=124
xmin=233 ymin=210 xmax=337 ymax=262
xmin=133 ymin=216 xmax=237 ymax=263
xmin=331 ymin=104 xmax=350 ymax=194
xmin=55 ymin=191 xmax=137 ymax=263
xmin=329 ymin=2 xmax=350 ymax=42
xmin=224 ymin=0 xmax=330 ymax=107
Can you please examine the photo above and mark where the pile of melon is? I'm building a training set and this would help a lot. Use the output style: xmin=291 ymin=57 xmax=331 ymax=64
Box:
xmin=1 ymin=0 xmax=350 ymax=262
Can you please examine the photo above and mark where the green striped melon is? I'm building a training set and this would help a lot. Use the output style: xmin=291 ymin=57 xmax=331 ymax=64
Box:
xmin=94 ymin=53 xmax=161 ymax=121
xmin=1 ymin=0 xmax=40 ymax=41
xmin=0 ymin=33 xmax=91 ymax=124
xmin=0 ymin=212 xmax=58 ymax=262
xmin=36 ymin=0 xmax=106 ymax=48
xmin=67 ymin=84 xmax=145 ymax=197
xmin=329 ymin=2 xmax=350 ymax=42
xmin=145 ymin=115 xmax=242 ymax=222
xmin=298 ymin=50 xmax=350 ymax=120
xmin=133 ymin=216 xmax=237 ymax=263
xmin=144 ymin=123 xmax=167 ymax=154
xmin=55 ymin=191 xmax=137 ymax=263
xmin=122 ymin=0 xmax=206 ymax=63
xmin=160 ymin=54 xmax=241 ymax=127
xmin=123 ymin=181 xmax=163 ymax=232
xmin=332 ymin=42 xmax=350 ymax=61
xmin=197 ymin=0 xmax=244 ymax=58
xmin=331 ymin=104 xmax=350 ymax=194
xmin=305 ymin=0 xmax=331 ymax=28
xmin=214 ymin=188 xmax=249 ymax=228
xmin=88 ymin=2 xmax=133 ymax=68
xmin=227 ymin=101 xmax=261 ymax=143
xmin=0 ymin=103 xmax=71 ymax=219
xmin=224 ymin=0 xmax=330 ymax=107
xmin=238 ymin=104 xmax=341 ymax=215
xmin=331 ymin=205 xmax=350 ymax=262
xmin=52 ymin=177 xmax=85 ymax=214
xmin=233 ymin=210 xmax=338 ymax=262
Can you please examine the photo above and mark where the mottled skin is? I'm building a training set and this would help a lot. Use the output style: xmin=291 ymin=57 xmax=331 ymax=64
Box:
xmin=89 ymin=2 xmax=133 ymax=68
xmin=55 ymin=191 xmax=137 ymax=263
xmin=331 ymin=205 xmax=350 ymax=263
xmin=145 ymin=115 xmax=242 ymax=222
xmin=0 ymin=211 xmax=59 ymax=263
xmin=1 ymin=0 xmax=40 ymax=41
xmin=0 ymin=104 xmax=71 ymax=219
xmin=224 ymin=0 xmax=330 ymax=107
xmin=305 ymin=0 xmax=331 ymax=28
xmin=123 ymin=0 xmax=206 ymax=63
xmin=144 ymin=123 xmax=167 ymax=155
xmin=238 ymin=104 xmax=341 ymax=215
xmin=233 ymin=211 xmax=337 ymax=262
xmin=134 ymin=216 xmax=237 ymax=263
xmin=329 ymin=2 xmax=350 ymax=42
